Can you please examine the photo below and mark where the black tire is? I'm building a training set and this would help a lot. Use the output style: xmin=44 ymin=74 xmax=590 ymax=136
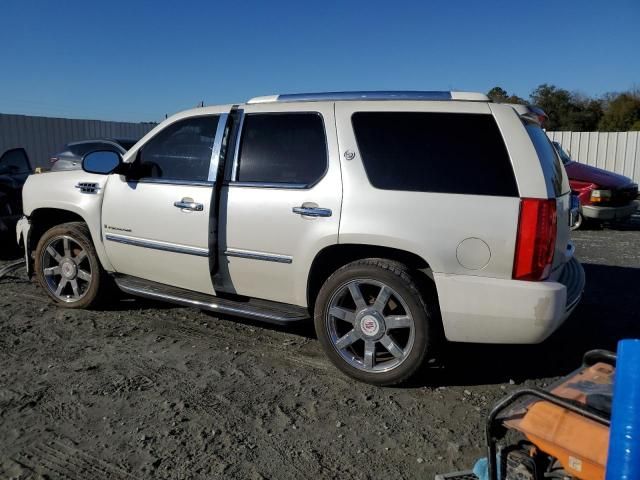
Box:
xmin=314 ymin=258 xmax=433 ymax=386
xmin=34 ymin=222 xmax=111 ymax=309
xmin=571 ymin=212 xmax=584 ymax=231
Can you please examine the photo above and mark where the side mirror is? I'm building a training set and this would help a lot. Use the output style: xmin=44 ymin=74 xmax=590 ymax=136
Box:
xmin=82 ymin=150 xmax=122 ymax=175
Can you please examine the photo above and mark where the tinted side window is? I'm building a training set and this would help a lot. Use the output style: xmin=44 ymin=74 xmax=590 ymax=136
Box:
xmin=526 ymin=124 xmax=565 ymax=196
xmin=236 ymin=113 xmax=327 ymax=185
xmin=0 ymin=149 xmax=31 ymax=175
xmin=552 ymin=141 xmax=572 ymax=166
xmin=139 ymin=116 xmax=219 ymax=182
xmin=352 ymin=112 xmax=518 ymax=197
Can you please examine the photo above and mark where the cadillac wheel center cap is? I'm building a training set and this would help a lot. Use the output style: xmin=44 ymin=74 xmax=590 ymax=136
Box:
xmin=360 ymin=315 xmax=380 ymax=337
xmin=61 ymin=259 xmax=77 ymax=279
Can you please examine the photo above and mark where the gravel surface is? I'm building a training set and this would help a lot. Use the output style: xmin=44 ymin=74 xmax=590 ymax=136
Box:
xmin=1 ymin=217 xmax=639 ymax=479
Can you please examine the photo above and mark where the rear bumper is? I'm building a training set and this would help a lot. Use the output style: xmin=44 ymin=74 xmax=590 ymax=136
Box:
xmin=435 ymin=257 xmax=585 ymax=344
xmin=582 ymin=200 xmax=638 ymax=220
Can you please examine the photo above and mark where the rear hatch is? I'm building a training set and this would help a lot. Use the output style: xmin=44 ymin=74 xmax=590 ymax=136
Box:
xmin=522 ymin=121 xmax=573 ymax=277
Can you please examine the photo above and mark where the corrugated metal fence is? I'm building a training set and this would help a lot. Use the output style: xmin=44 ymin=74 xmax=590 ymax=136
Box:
xmin=0 ymin=113 xmax=156 ymax=168
xmin=547 ymin=131 xmax=640 ymax=184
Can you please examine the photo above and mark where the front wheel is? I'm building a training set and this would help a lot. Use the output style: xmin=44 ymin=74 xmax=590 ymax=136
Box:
xmin=34 ymin=222 xmax=110 ymax=309
xmin=314 ymin=258 xmax=433 ymax=386
xmin=571 ymin=211 xmax=584 ymax=230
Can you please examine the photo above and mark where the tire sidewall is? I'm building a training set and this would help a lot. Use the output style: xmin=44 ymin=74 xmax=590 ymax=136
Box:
xmin=34 ymin=223 xmax=103 ymax=309
xmin=314 ymin=261 xmax=431 ymax=386
xmin=571 ymin=212 xmax=583 ymax=231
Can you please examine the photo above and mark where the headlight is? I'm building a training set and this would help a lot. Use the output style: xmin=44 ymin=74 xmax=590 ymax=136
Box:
xmin=590 ymin=189 xmax=612 ymax=202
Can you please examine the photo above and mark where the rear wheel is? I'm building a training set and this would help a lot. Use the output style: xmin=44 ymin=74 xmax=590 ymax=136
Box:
xmin=35 ymin=222 xmax=110 ymax=309
xmin=314 ymin=258 xmax=433 ymax=386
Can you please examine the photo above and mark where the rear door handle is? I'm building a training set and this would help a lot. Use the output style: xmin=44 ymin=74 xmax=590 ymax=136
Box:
xmin=174 ymin=198 xmax=204 ymax=212
xmin=292 ymin=206 xmax=332 ymax=217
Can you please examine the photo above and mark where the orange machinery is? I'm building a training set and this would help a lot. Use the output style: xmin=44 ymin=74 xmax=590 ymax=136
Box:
xmin=437 ymin=350 xmax=614 ymax=480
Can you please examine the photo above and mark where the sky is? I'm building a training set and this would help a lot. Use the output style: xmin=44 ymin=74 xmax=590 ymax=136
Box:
xmin=1 ymin=0 xmax=638 ymax=122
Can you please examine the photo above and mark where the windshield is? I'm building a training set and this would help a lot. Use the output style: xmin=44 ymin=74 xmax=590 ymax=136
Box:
xmin=552 ymin=141 xmax=572 ymax=165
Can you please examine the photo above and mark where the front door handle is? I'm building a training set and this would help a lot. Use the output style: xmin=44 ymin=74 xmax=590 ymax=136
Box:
xmin=292 ymin=205 xmax=332 ymax=217
xmin=174 ymin=198 xmax=204 ymax=212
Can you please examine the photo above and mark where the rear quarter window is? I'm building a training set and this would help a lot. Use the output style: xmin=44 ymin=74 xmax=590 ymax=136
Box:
xmin=525 ymin=124 xmax=567 ymax=196
xmin=351 ymin=112 xmax=518 ymax=197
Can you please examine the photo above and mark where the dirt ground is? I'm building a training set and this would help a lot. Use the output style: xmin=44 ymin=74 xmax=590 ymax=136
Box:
xmin=1 ymin=217 xmax=639 ymax=480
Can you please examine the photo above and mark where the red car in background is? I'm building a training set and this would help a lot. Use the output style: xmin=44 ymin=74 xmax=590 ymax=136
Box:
xmin=552 ymin=141 xmax=639 ymax=229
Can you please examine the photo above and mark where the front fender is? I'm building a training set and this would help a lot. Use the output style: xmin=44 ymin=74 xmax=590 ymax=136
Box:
xmin=22 ymin=171 xmax=115 ymax=272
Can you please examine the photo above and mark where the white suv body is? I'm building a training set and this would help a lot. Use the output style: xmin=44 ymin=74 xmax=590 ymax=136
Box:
xmin=17 ymin=91 xmax=584 ymax=385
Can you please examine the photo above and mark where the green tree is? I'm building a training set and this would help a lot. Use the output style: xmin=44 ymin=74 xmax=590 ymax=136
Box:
xmin=487 ymin=87 xmax=509 ymax=102
xmin=530 ymin=84 xmax=603 ymax=131
xmin=487 ymin=86 xmax=526 ymax=104
xmin=598 ymin=93 xmax=640 ymax=131
xmin=529 ymin=84 xmax=574 ymax=130
xmin=568 ymin=96 xmax=603 ymax=131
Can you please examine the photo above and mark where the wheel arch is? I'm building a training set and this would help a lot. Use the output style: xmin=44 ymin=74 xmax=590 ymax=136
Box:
xmin=27 ymin=207 xmax=113 ymax=271
xmin=307 ymin=243 xmax=439 ymax=313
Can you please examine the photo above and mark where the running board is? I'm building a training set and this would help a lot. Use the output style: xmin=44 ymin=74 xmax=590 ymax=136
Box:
xmin=114 ymin=275 xmax=310 ymax=326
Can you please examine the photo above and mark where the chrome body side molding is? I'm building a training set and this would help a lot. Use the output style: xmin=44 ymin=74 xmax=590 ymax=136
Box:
xmin=224 ymin=248 xmax=293 ymax=264
xmin=105 ymin=233 xmax=209 ymax=257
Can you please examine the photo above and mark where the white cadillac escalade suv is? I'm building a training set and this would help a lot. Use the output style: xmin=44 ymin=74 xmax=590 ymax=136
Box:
xmin=17 ymin=91 xmax=584 ymax=385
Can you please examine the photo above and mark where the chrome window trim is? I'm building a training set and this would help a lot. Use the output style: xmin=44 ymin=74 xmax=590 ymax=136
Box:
xmin=133 ymin=113 xmax=222 ymax=186
xmin=227 ymin=181 xmax=308 ymax=190
xmin=230 ymin=111 xmax=245 ymax=181
xmin=105 ymin=233 xmax=209 ymax=257
xmin=229 ymin=111 xmax=328 ymax=189
xmin=224 ymin=248 xmax=293 ymax=264
xmin=134 ymin=178 xmax=213 ymax=187
xmin=208 ymin=113 xmax=228 ymax=182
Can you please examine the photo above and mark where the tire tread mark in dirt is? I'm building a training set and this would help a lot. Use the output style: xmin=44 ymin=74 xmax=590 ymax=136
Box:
xmin=13 ymin=439 xmax=136 ymax=480
xmin=179 ymin=379 xmax=336 ymax=478
xmin=0 ymin=387 xmax=50 ymax=417
xmin=153 ymin=314 xmax=335 ymax=374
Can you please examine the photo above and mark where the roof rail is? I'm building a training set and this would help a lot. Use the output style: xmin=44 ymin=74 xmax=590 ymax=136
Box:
xmin=247 ymin=91 xmax=489 ymax=104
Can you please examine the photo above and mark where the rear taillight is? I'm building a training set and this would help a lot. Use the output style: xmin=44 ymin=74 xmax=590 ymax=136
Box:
xmin=513 ymin=198 xmax=557 ymax=281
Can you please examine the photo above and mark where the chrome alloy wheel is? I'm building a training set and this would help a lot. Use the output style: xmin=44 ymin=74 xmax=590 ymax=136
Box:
xmin=326 ymin=279 xmax=415 ymax=373
xmin=41 ymin=235 xmax=92 ymax=302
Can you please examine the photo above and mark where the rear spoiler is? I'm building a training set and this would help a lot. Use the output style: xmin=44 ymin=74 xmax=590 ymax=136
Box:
xmin=506 ymin=103 xmax=548 ymax=126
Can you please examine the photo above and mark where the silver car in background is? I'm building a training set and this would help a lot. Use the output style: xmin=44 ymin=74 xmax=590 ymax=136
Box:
xmin=50 ymin=139 xmax=136 ymax=171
